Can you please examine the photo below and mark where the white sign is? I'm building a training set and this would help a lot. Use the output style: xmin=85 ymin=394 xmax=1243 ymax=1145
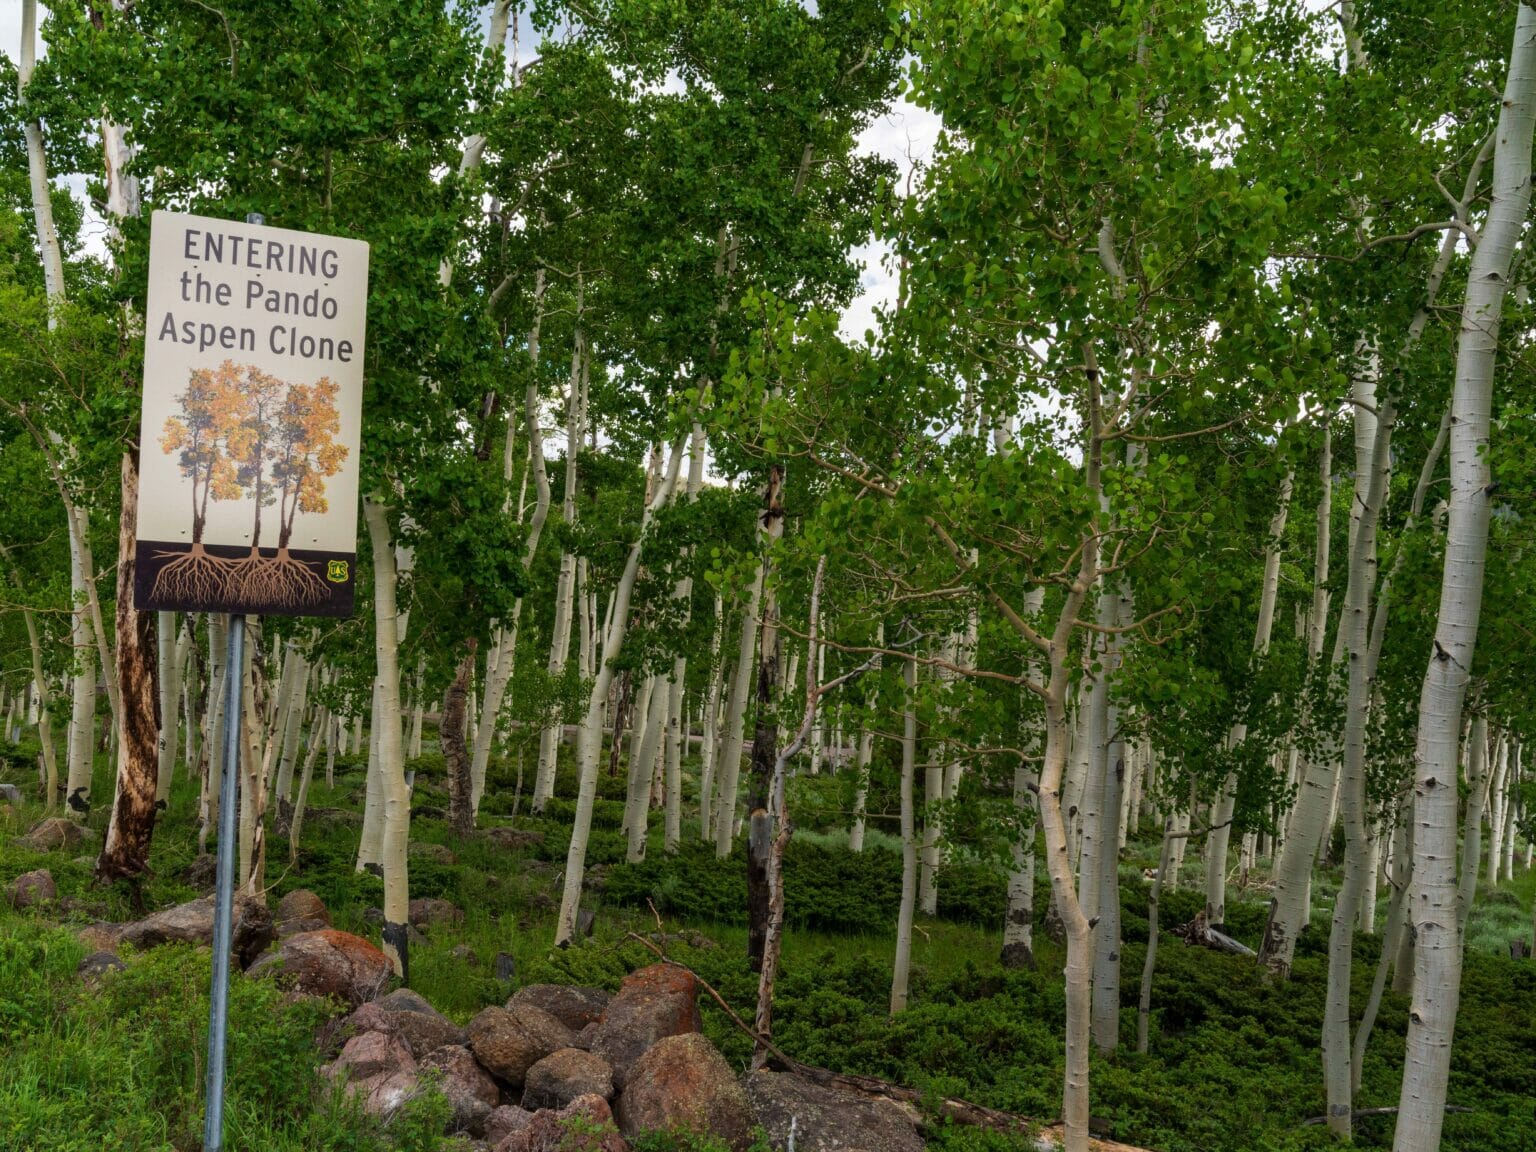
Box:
xmin=135 ymin=211 xmax=369 ymax=616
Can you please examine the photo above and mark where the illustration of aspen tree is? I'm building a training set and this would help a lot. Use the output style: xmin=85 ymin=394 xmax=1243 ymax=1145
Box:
xmin=1259 ymin=418 xmax=1334 ymax=975
xmin=849 ymin=619 xmax=883 ymax=853
xmin=1396 ymin=11 xmax=1536 ymax=1146
xmin=697 ymin=591 xmax=725 ymax=839
xmin=664 ymin=423 xmax=708 ymax=852
xmin=479 ymin=269 xmax=551 ymax=816
xmin=746 ymin=464 xmax=787 ymax=970
xmin=891 ymin=646 xmax=919 ymax=1014
xmin=365 ymin=496 xmax=413 ymax=978
xmin=1206 ymin=466 xmax=1292 ymax=924
xmin=1003 ymin=588 xmax=1045 ymax=968
xmin=536 ymin=301 xmax=586 ymax=807
xmin=1323 ymin=359 xmax=1395 ymax=1137
xmin=554 ymin=435 xmax=688 ymax=945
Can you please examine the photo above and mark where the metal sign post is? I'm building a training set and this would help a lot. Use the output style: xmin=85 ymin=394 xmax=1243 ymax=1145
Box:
xmin=202 ymin=611 xmax=245 ymax=1152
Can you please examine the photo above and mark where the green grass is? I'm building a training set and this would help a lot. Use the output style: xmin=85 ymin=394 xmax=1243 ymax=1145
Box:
xmin=3 ymin=727 xmax=1536 ymax=1152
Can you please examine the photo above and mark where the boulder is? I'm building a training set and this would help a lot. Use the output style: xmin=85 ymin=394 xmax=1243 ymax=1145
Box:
xmin=484 ymin=1105 xmax=534 ymax=1147
xmin=323 ymin=1028 xmax=419 ymax=1119
xmin=410 ymin=841 xmax=457 ymax=864
xmin=278 ymin=917 xmax=330 ymax=938
xmin=275 ymin=888 xmax=331 ymax=928
xmin=409 ymin=897 xmax=463 ymax=930
xmin=481 ymin=827 xmax=545 ymax=852
xmin=450 ymin=943 xmax=480 ymax=966
xmin=16 ymin=817 xmax=91 ymax=852
xmin=117 ymin=894 xmax=274 ymax=969
xmin=0 ymin=782 xmax=23 ymax=805
xmin=76 ymin=922 xmax=122 ymax=953
xmin=344 ymin=991 xmax=468 ymax=1057
xmin=182 ymin=854 xmax=218 ymax=891
xmin=521 ymin=1048 xmax=614 ymax=1110
xmin=744 ymin=1069 xmax=926 ymax=1152
xmin=467 ymin=1004 xmax=575 ymax=1088
xmin=508 ymin=985 xmax=611 ymax=1033
xmin=494 ymin=1094 xmax=627 ymax=1152
xmin=589 ymin=963 xmax=702 ymax=1087
xmin=246 ymin=929 xmax=394 ymax=1007
xmin=8 ymin=868 xmax=56 ymax=908
xmin=615 ymin=1033 xmax=753 ymax=1151
xmin=494 ymin=952 xmax=518 ymax=982
xmin=422 ymin=1044 xmax=500 ymax=1135
xmin=77 ymin=951 xmax=126 ymax=983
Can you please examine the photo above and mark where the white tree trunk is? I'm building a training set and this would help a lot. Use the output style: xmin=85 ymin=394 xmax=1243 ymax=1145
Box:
xmin=698 ymin=593 xmax=725 ymax=841
xmin=364 ymin=498 xmax=413 ymax=979
xmin=891 ymin=653 xmax=919 ymax=1013
xmin=555 ymin=437 xmax=687 ymax=944
xmin=1260 ymin=421 xmax=1335 ymax=975
xmin=714 ymin=569 xmax=763 ymax=855
xmin=1395 ymin=14 xmax=1536 ymax=1146
xmin=1459 ymin=716 xmax=1490 ymax=927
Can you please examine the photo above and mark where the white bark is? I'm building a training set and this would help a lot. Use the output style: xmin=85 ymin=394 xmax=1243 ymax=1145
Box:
xmin=1459 ymin=716 xmax=1490 ymax=928
xmin=714 ymin=567 xmax=763 ymax=854
xmin=364 ymin=498 xmax=413 ymax=978
xmin=554 ymin=436 xmax=688 ymax=945
xmin=1260 ymin=421 xmax=1334 ymax=975
xmin=698 ymin=592 xmax=725 ymax=840
xmin=891 ymin=653 xmax=918 ymax=1013
xmin=1395 ymin=14 xmax=1536 ymax=1146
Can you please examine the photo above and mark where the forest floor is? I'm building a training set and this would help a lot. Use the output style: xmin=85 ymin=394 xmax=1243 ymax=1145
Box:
xmin=2 ymin=734 xmax=1534 ymax=1152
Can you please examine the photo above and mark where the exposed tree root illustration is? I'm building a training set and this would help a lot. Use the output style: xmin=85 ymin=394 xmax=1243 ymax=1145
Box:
xmin=149 ymin=543 xmax=237 ymax=605
xmin=229 ymin=547 xmax=331 ymax=609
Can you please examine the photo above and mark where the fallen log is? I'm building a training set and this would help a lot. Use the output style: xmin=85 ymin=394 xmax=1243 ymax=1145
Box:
xmin=1299 ymin=1105 xmax=1473 ymax=1127
xmin=1171 ymin=910 xmax=1256 ymax=956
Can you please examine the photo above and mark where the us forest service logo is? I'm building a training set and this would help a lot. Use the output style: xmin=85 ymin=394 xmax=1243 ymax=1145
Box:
xmin=327 ymin=560 xmax=348 ymax=583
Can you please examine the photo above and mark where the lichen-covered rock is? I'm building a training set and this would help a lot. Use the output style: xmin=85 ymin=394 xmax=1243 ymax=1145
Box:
xmin=484 ymin=1105 xmax=534 ymax=1147
xmin=16 ymin=817 xmax=91 ymax=852
xmin=117 ymin=895 xmax=274 ymax=968
xmin=246 ymin=929 xmax=393 ymax=1007
xmin=508 ymin=984 xmax=611 ymax=1033
xmin=77 ymin=951 xmax=126 ymax=984
xmin=468 ymin=1004 xmax=575 ymax=1089
xmin=322 ymin=1029 xmax=419 ymax=1119
xmin=743 ymin=1069 xmax=925 ymax=1152
xmin=341 ymin=996 xmax=468 ymax=1059
xmin=409 ymin=896 xmax=463 ymax=930
xmin=521 ymin=1048 xmax=614 ymax=1110
xmin=615 ymin=1033 xmax=753 ymax=1151
xmin=422 ymin=1044 xmax=500 ymax=1135
xmin=588 ymin=963 xmax=702 ymax=1087
xmin=8 ymin=868 xmax=56 ymax=908
xmin=275 ymin=888 xmax=331 ymax=928
xmin=493 ymin=1094 xmax=627 ymax=1152
xmin=409 ymin=841 xmax=457 ymax=864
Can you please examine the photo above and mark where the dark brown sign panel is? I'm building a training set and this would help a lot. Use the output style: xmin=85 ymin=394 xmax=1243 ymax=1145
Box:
xmin=134 ymin=211 xmax=368 ymax=617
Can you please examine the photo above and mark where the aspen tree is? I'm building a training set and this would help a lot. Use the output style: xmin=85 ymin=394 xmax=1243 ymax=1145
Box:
xmin=1395 ymin=11 xmax=1536 ymax=1145
xmin=891 ymin=647 xmax=919 ymax=1013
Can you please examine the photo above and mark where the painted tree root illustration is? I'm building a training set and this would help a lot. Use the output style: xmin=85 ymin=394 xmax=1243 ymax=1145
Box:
xmin=152 ymin=360 xmax=346 ymax=609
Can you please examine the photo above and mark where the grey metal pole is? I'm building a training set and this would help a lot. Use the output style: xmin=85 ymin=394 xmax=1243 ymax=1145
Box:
xmin=202 ymin=612 xmax=245 ymax=1152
